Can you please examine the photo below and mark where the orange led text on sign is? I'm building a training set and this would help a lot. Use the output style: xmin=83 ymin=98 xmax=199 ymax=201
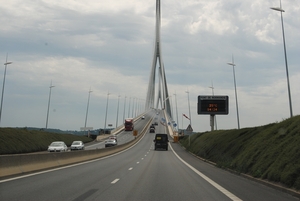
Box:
xmin=207 ymin=104 xmax=218 ymax=111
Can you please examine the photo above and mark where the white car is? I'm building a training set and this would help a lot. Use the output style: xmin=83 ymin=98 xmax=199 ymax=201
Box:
xmin=108 ymin=135 xmax=117 ymax=142
xmin=105 ymin=139 xmax=117 ymax=147
xmin=141 ymin=116 xmax=145 ymax=119
xmin=48 ymin=141 xmax=68 ymax=152
xmin=70 ymin=141 xmax=84 ymax=151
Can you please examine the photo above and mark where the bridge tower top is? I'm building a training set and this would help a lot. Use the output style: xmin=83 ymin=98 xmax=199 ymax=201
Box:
xmin=145 ymin=0 xmax=172 ymax=118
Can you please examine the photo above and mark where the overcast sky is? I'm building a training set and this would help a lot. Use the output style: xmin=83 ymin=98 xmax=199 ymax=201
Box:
xmin=0 ymin=0 xmax=299 ymax=132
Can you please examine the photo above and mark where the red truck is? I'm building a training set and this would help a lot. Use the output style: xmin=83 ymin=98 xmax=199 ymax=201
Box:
xmin=124 ymin=118 xmax=134 ymax=131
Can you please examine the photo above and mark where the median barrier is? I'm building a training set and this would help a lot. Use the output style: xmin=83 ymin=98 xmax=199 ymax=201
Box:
xmin=0 ymin=128 xmax=145 ymax=178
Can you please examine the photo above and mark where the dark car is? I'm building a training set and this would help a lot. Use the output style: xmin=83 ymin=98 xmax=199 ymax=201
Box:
xmin=153 ymin=133 xmax=169 ymax=150
xmin=149 ymin=126 xmax=155 ymax=133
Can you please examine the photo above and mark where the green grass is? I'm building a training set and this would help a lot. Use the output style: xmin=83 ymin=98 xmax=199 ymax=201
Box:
xmin=180 ymin=115 xmax=300 ymax=190
xmin=0 ymin=127 xmax=94 ymax=154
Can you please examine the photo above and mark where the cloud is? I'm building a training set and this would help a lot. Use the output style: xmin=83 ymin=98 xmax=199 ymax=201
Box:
xmin=0 ymin=0 xmax=299 ymax=132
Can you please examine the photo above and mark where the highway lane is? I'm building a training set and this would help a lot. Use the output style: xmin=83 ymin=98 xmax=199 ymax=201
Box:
xmin=85 ymin=114 xmax=153 ymax=150
xmin=1 ymin=122 xmax=298 ymax=200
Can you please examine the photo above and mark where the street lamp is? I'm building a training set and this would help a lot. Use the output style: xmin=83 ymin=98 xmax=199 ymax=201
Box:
xmin=227 ymin=56 xmax=240 ymax=129
xmin=104 ymin=92 xmax=110 ymax=132
xmin=46 ymin=81 xmax=55 ymax=129
xmin=84 ymin=88 xmax=92 ymax=134
xmin=116 ymin=95 xmax=121 ymax=127
xmin=173 ymin=92 xmax=179 ymax=131
xmin=135 ymin=98 xmax=139 ymax=116
xmin=128 ymin=97 xmax=131 ymax=117
xmin=123 ymin=96 xmax=127 ymax=121
xmin=132 ymin=97 xmax=135 ymax=117
xmin=270 ymin=1 xmax=293 ymax=118
xmin=0 ymin=54 xmax=12 ymax=125
xmin=185 ymin=90 xmax=192 ymax=127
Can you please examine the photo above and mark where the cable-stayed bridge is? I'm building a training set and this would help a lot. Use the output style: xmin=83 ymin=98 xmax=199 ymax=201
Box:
xmin=145 ymin=0 xmax=172 ymax=120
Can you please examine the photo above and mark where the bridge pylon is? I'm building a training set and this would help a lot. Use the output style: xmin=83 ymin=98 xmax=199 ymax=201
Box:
xmin=145 ymin=0 xmax=172 ymax=119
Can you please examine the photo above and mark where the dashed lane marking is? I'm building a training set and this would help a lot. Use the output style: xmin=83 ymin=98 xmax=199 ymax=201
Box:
xmin=111 ymin=179 xmax=119 ymax=184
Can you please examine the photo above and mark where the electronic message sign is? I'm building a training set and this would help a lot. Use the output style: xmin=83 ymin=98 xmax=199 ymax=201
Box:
xmin=197 ymin=96 xmax=229 ymax=115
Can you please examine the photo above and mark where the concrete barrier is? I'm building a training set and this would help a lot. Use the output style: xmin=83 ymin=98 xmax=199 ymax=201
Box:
xmin=0 ymin=128 xmax=146 ymax=179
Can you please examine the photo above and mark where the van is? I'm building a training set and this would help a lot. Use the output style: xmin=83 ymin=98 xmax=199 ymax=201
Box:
xmin=153 ymin=133 xmax=169 ymax=150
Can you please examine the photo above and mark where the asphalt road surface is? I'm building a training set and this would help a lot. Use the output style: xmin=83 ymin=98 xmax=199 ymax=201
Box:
xmin=0 ymin=116 xmax=298 ymax=201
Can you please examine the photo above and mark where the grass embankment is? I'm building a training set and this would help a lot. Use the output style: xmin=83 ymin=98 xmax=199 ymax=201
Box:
xmin=180 ymin=115 xmax=300 ymax=190
xmin=0 ymin=128 xmax=94 ymax=154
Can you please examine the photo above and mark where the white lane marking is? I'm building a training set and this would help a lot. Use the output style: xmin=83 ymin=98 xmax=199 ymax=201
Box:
xmin=137 ymin=162 xmax=140 ymax=164
xmin=129 ymin=167 xmax=133 ymax=171
xmin=169 ymin=143 xmax=242 ymax=201
xmin=111 ymin=179 xmax=119 ymax=184
xmin=141 ymin=158 xmax=144 ymax=160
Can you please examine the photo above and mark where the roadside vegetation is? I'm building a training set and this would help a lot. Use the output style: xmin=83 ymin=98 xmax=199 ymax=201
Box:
xmin=0 ymin=127 xmax=94 ymax=154
xmin=180 ymin=115 xmax=300 ymax=190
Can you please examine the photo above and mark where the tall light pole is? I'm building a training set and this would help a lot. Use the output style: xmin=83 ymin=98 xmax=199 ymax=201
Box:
xmin=0 ymin=54 xmax=12 ymax=125
xmin=123 ymin=96 xmax=127 ymax=120
xmin=132 ymin=97 xmax=135 ymax=117
xmin=128 ymin=97 xmax=131 ymax=117
xmin=84 ymin=88 xmax=92 ymax=133
xmin=185 ymin=90 xmax=192 ymax=127
xmin=227 ymin=56 xmax=240 ymax=129
xmin=116 ymin=95 xmax=121 ymax=127
xmin=135 ymin=98 xmax=139 ymax=116
xmin=46 ymin=81 xmax=55 ymax=129
xmin=173 ymin=92 xmax=179 ymax=131
xmin=104 ymin=92 xmax=110 ymax=132
xmin=271 ymin=0 xmax=293 ymax=118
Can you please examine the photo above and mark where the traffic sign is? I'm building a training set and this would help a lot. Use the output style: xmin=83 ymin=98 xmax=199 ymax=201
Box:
xmin=186 ymin=124 xmax=193 ymax=131
xmin=198 ymin=95 xmax=229 ymax=115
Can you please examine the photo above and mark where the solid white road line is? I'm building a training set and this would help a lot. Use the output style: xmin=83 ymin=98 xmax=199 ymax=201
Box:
xmin=169 ymin=143 xmax=242 ymax=201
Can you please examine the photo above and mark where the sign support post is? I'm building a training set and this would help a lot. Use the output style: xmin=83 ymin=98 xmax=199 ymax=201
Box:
xmin=210 ymin=114 xmax=215 ymax=131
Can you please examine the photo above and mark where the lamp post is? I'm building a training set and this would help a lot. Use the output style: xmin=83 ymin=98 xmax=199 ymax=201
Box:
xmin=173 ymin=92 xmax=179 ymax=131
xmin=271 ymin=1 xmax=293 ymax=118
xmin=116 ymin=95 xmax=121 ymax=127
xmin=135 ymin=98 xmax=139 ymax=116
xmin=123 ymin=96 xmax=127 ymax=120
xmin=185 ymin=90 xmax=192 ymax=127
xmin=84 ymin=88 xmax=92 ymax=134
xmin=132 ymin=97 xmax=135 ymax=117
xmin=128 ymin=97 xmax=131 ymax=117
xmin=227 ymin=56 xmax=240 ymax=129
xmin=46 ymin=81 xmax=55 ymax=129
xmin=0 ymin=55 xmax=12 ymax=125
xmin=104 ymin=92 xmax=110 ymax=132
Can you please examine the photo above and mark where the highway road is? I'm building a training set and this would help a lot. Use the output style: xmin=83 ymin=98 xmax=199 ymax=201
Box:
xmin=85 ymin=113 xmax=153 ymax=150
xmin=0 ymin=114 xmax=298 ymax=200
